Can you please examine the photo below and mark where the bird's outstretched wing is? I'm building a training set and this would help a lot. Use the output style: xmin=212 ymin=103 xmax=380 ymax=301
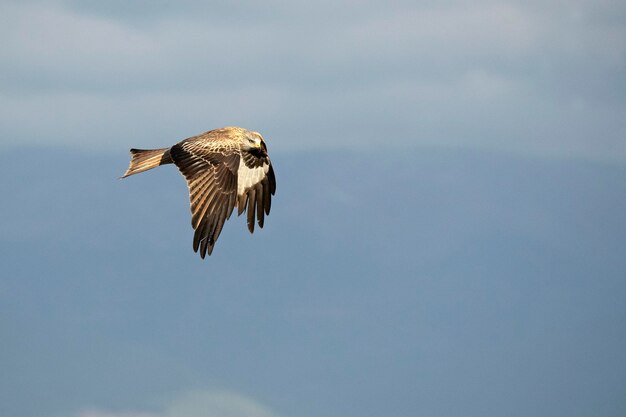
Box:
xmin=170 ymin=140 xmax=240 ymax=258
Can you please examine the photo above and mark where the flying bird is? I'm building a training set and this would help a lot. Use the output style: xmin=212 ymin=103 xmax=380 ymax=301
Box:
xmin=122 ymin=126 xmax=276 ymax=258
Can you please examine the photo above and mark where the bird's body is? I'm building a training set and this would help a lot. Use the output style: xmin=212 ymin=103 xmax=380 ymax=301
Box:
xmin=122 ymin=127 xmax=276 ymax=258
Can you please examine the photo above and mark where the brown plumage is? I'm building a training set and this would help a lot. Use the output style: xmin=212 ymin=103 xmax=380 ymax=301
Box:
xmin=122 ymin=127 xmax=276 ymax=258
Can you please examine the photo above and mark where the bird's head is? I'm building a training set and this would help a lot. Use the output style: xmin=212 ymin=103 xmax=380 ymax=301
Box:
xmin=243 ymin=130 xmax=268 ymax=156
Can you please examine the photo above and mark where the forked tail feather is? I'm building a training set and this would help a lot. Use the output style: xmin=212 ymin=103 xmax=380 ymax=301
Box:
xmin=121 ymin=148 xmax=173 ymax=178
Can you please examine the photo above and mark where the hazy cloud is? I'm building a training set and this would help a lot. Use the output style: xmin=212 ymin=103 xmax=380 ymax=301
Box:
xmin=76 ymin=389 xmax=281 ymax=417
xmin=79 ymin=411 xmax=157 ymax=417
xmin=1 ymin=0 xmax=624 ymax=160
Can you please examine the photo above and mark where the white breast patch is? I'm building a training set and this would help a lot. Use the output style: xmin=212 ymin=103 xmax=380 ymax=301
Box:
xmin=237 ymin=160 xmax=269 ymax=196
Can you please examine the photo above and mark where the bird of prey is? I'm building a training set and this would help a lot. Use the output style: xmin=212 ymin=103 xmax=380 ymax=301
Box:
xmin=122 ymin=126 xmax=276 ymax=258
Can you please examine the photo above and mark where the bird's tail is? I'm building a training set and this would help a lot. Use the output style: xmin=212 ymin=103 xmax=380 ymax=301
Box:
xmin=121 ymin=148 xmax=173 ymax=178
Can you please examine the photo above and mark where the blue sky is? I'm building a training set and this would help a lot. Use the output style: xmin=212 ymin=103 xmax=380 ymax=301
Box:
xmin=2 ymin=148 xmax=625 ymax=417
xmin=1 ymin=2 xmax=625 ymax=417
xmin=1 ymin=0 xmax=625 ymax=161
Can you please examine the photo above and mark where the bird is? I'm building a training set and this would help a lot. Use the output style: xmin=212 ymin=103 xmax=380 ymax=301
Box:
xmin=122 ymin=126 xmax=276 ymax=258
